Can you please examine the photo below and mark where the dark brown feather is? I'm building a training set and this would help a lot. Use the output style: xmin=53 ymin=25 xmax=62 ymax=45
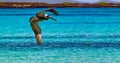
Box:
xmin=44 ymin=8 xmax=58 ymax=15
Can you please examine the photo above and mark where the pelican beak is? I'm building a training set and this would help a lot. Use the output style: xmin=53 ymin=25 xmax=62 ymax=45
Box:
xmin=49 ymin=16 xmax=57 ymax=21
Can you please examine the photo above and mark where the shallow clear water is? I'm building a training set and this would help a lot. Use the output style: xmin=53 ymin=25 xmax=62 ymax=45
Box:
xmin=0 ymin=8 xmax=120 ymax=63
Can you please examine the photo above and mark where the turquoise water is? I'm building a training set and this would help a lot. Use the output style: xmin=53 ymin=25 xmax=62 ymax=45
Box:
xmin=0 ymin=8 xmax=120 ymax=63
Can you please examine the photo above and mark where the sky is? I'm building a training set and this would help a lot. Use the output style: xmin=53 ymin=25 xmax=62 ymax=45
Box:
xmin=0 ymin=0 xmax=119 ymax=3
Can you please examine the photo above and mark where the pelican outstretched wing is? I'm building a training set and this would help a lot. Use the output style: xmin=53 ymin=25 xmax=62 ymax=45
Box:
xmin=36 ymin=8 xmax=58 ymax=18
xmin=44 ymin=8 xmax=58 ymax=15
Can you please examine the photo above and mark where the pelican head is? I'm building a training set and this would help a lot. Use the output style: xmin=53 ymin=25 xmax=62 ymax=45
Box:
xmin=44 ymin=14 xmax=57 ymax=21
xmin=44 ymin=14 xmax=49 ymax=20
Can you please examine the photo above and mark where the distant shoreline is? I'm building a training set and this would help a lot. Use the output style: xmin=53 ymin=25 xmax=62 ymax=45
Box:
xmin=0 ymin=2 xmax=120 ymax=8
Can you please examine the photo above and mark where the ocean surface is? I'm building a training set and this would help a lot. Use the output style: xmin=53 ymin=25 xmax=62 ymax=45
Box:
xmin=0 ymin=8 xmax=120 ymax=63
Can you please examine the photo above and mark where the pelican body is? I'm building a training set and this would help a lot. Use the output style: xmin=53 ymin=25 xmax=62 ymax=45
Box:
xmin=29 ymin=8 xmax=58 ymax=44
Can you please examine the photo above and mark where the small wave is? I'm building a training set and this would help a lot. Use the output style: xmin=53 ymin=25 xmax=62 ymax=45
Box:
xmin=0 ymin=36 xmax=34 ymax=39
xmin=55 ymin=22 xmax=120 ymax=24
xmin=0 ymin=14 xmax=34 ymax=16
xmin=1 ymin=42 xmax=120 ymax=48
xmin=1 ymin=34 xmax=120 ymax=39
xmin=60 ymin=14 xmax=113 ymax=16
xmin=59 ymin=13 xmax=120 ymax=16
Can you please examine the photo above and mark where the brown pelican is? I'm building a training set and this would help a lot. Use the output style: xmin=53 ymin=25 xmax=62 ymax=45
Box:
xmin=29 ymin=8 xmax=58 ymax=44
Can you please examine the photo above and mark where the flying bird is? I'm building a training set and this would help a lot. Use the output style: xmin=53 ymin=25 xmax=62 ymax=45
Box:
xmin=29 ymin=8 xmax=58 ymax=44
